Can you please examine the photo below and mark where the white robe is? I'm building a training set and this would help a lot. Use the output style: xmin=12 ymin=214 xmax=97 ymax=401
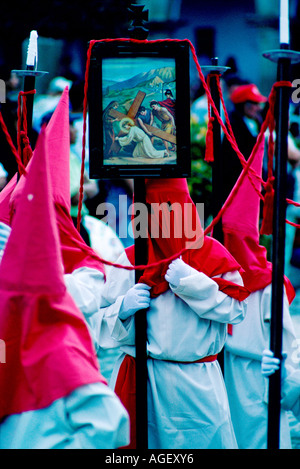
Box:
xmin=118 ymin=126 xmax=165 ymax=159
xmin=281 ymin=368 xmax=300 ymax=420
xmin=0 ymin=383 xmax=129 ymax=449
xmin=88 ymin=251 xmax=247 ymax=449
xmin=64 ymin=266 xmax=105 ymax=347
xmin=0 ymin=264 xmax=130 ymax=449
xmin=224 ymin=284 xmax=299 ymax=449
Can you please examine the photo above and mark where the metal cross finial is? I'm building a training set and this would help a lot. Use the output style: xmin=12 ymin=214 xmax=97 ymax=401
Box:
xmin=128 ymin=3 xmax=149 ymax=40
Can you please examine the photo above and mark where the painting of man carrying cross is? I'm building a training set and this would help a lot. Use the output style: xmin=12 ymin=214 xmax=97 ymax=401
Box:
xmin=88 ymin=40 xmax=191 ymax=179
xmin=101 ymin=56 xmax=177 ymax=165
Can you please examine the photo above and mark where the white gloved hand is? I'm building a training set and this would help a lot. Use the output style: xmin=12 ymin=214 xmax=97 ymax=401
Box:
xmin=165 ymin=258 xmax=192 ymax=288
xmin=0 ymin=222 xmax=11 ymax=251
xmin=119 ymin=283 xmax=151 ymax=321
xmin=261 ymin=349 xmax=287 ymax=378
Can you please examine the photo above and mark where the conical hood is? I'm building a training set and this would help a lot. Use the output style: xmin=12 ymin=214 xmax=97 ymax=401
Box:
xmin=0 ymin=127 xmax=106 ymax=420
xmin=223 ymin=139 xmax=265 ymax=236
xmin=222 ymin=138 xmax=272 ymax=291
xmin=8 ymin=87 xmax=70 ymax=214
xmin=0 ymin=128 xmax=65 ymax=295
xmin=222 ymin=138 xmax=294 ymax=302
xmin=8 ymin=88 xmax=105 ymax=277
xmin=45 ymin=86 xmax=71 ymax=211
xmin=44 ymin=86 xmax=105 ymax=275
xmin=126 ymin=178 xmax=249 ymax=302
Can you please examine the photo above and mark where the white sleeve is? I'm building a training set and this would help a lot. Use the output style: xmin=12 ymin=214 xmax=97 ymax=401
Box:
xmin=88 ymin=253 xmax=136 ymax=350
xmin=64 ymin=267 xmax=105 ymax=347
xmin=170 ymin=268 xmax=247 ymax=324
xmin=261 ymin=286 xmax=300 ymax=411
xmin=89 ymin=297 xmax=136 ymax=351
xmin=281 ymin=368 xmax=300 ymax=419
xmin=65 ymin=382 xmax=130 ymax=449
xmin=64 ymin=267 xmax=105 ymax=317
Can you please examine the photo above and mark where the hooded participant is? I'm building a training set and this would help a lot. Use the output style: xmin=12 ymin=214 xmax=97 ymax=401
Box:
xmin=222 ymin=138 xmax=298 ymax=449
xmin=9 ymin=87 xmax=105 ymax=275
xmin=127 ymin=177 xmax=250 ymax=300
xmin=91 ymin=177 xmax=249 ymax=449
xmin=221 ymin=82 xmax=267 ymax=201
xmin=6 ymin=88 xmax=105 ymax=327
xmin=0 ymin=128 xmax=129 ymax=449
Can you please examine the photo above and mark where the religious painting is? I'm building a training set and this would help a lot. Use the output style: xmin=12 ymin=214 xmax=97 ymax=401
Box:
xmin=88 ymin=40 xmax=191 ymax=178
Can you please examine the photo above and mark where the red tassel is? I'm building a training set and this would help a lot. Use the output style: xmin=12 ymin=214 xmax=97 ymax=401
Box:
xmin=23 ymin=145 xmax=33 ymax=166
xmin=204 ymin=116 xmax=214 ymax=162
xmin=20 ymin=131 xmax=33 ymax=166
xmin=260 ymin=177 xmax=275 ymax=235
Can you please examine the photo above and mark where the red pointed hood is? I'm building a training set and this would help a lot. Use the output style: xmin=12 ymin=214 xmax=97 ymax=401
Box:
xmin=222 ymin=139 xmax=295 ymax=303
xmin=45 ymin=86 xmax=71 ymax=211
xmin=44 ymin=86 xmax=105 ymax=274
xmin=9 ymin=88 xmax=105 ymax=276
xmin=126 ymin=178 xmax=249 ymax=302
xmin=0 ymin=128 xmax=106 ymax=420
xmin=9 ymin=87 xmax=70 ymax=214
xmin=0 ymin=129 xmax=65 ymax=294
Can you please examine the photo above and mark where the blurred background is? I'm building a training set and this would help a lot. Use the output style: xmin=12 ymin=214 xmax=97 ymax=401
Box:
xmin=1 ymin=0 xmax=300 ymax=95
xmin=0 ymin=0 xmax=299 ymax=306
xmin=1 ymin=1 xmax=299 ymax=445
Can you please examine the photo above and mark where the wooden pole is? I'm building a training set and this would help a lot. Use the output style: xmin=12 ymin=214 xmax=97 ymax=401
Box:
xmin=128 ymin=3 xmax=150 ymax=450
xmin=22 ymin=31 xmax=38 ymax=145
xmin=12 ymin=31 xmax=48 ymax=161
xmin=203 ymin=59 xmax=229 ymax=374
xmin=134 ymin=178 xmax=149 ymax=449
xmin=267 ymin=49 xmax=291 ymax=449
xmin=210 ymin=57 xmax=224 ymax=244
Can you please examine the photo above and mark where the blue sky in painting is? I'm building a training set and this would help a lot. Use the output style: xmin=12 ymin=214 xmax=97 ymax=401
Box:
xmin=102 ymin=57 xmax=175 ymax=83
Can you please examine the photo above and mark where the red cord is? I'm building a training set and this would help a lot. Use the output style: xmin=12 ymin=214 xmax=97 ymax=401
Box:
xmin=1 ymin=39 xmax=298 ymax=271
xmin=0 ymin=112 xmax=27 ymax=176
xmin=17 ymin=90 xmax=35 ymax=167
xmin=75 ymin=38 xmax=300 ymax=268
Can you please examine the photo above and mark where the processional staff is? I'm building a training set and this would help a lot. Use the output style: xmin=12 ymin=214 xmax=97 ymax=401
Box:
xmin=262 ymin=0 xmax=300 ymax=449
xmin=12 ymin=30 xmax=48 ymax=164
xmin=23 ymin=30 xmax=38 ymax=141
xmin=201 ymin=58 xmax=230 ymax=373
xmin=201 ymin=58 xmax=230 ymax=244
xmin=128 ymin=3 xmax=150 ymax=450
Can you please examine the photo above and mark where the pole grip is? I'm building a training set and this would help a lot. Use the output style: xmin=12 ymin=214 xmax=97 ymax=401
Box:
xmin=134 ymin=178 xmax=149 ymax=449
xmin=267 ymin=56 xmax=291 ymax=450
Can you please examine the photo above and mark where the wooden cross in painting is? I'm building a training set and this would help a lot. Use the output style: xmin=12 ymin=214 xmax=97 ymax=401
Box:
xmin=109 ymin=90 xmax=176 ymax=153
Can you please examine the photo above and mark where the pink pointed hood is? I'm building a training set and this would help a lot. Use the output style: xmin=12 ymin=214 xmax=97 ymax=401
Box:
xmin=126 ymin=178 xmax=249 ymax=302
xmin=44 ymin=87 xmax=105 ymax=275
xmin=8 ymin=87 xmax=70 ymax=214
xmin=0 ymin=128 xmax=106 ymax=419
xmin=222 ymin=138 xmax=295 ymax=303
xmin=45 ymin=86 xmax=71 ymax=211
xmin=9 ymin=88 xmax=105 ymax=276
